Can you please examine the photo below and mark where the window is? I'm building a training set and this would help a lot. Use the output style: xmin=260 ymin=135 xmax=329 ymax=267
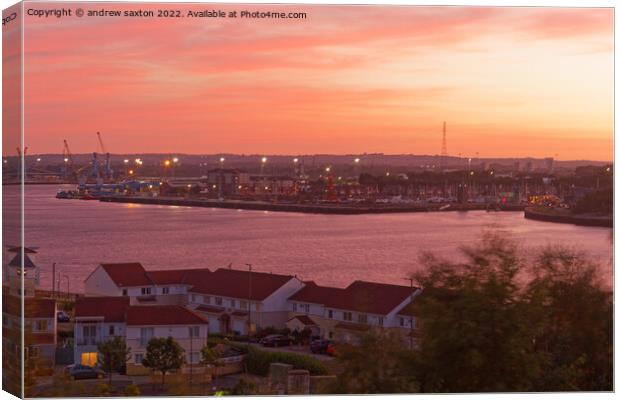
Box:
xmin=109 ymin=325 xmax=115 ymax=336
xmin=135 ymin=354 xmax=144 ymax=364
xmin=140 ymin=327 xmax=154 ymax=346
xmin=301 ymin=304 xmax=310 ymax=313
xmin=162 ymin=287 xmax=170 ymax=295
xmin=343 ymin=312 xmax=352 ymax=321
xmin=399 ymin=317 xmax=405 ymax=327
xmin=27 ymin=346 xmax=40 ymax=358
xmin=327 ymin=310 xmax=333 ymax=319
xmin=215 ymin=297 xmax=223 ymax=306
xmin=205 ymin=296 xmax=211 ymax=304
xmin=35 ymin=320 xmax=48 ymax=331
xmin=378 ymin=317 xmax=384 ymax=326
xmin=83 ymin=325 xmax=97 ymax=345
xmin=358 ymin=314 xmax=368 ymax=324
xmin=189 ymin=326 xmax=200 ymax=338
xmin=230 ymin=299 xmax=236 ymax=308
xmin=292 ymin=303 xmax=297 ymax=312
xmin=240 ymin=300 xmax=247 ymax=310
xmin=141 ymin=287 xmax=151 ymax=295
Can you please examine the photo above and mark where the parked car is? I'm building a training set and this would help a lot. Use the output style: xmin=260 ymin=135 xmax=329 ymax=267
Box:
xmin=326 ymin=343 xmax=338 ymax=357
xmin=64 ymin=364 xmax=105 ymax=380
xmin=310 ymin=339 xmax=331 ymax=354
xmin=56 ymin=311 xmax=71 ymax=323
xmin=259 ymin=334 xmax=292 ymax=347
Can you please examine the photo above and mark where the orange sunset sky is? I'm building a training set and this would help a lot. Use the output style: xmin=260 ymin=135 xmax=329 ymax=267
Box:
xmin=10 ymin=4 xmax=615 ymax=160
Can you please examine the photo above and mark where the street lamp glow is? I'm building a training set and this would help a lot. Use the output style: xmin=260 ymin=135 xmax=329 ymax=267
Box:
xmin=293 ymin=158 xmax=299 ymax=163
xmin=220 ymin=157 xmax=225 ymax=162
xmin=164 ymin=160 xmax=171 ymax=167
xmin=172 ymin=157 xmax=179 ymax=163
xmin=325 ymin=167 xmax=331 ymax=173
xmin=129 ymin=169 xmax=134 ymax=175
xmin=386 ymin=172 xmax=390 ymax=176
xmin=63 ymin=158 xmax=69 ymax=163
xmin=261 ymin=157 xmax=267 ymax=163
xmin=123 ymin=159 xmax=129 ymax=164
xmin=36 ymin=158 xmax=41 ymax=162
xmin=354 ymin=158 xmax=360 ymax=163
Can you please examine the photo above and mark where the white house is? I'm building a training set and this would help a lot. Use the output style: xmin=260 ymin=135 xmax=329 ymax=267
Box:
xmin=187 ymin=268 xmax=304 ymax=335
xmin=287 ymin=280 xmax=421 ymax=342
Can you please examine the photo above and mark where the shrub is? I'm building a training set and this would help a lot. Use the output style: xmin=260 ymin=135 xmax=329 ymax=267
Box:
xmin=239 ymin=345 xmax=328 ymax=376
xmin=123 ymin=384 xmax=140 ymax=396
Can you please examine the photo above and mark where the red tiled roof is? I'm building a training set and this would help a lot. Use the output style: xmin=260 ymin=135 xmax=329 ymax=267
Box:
xmin=289 ymin=282 xmax=346 ymax=304
xmin=288 ymin=315 xmax=317 ymax=326
xmin=289 ymin=281 xmax=417 ymax=316
xmin=75 ymin=296 xmax=130 ymax=322
xmin=190 ymin=268 xmax=296 ymax=301
xmin=126 ymin=305 xmax=209 ymax=326
xmin=328 ymin=281 xmax=416 ymax=315
xmin=3 ymin=295 xmax=56 ymax=318
xmin=146 ymin=268 xmax=211 ymax=285
xmin=100 ymin=263 xmax=152 ymax=287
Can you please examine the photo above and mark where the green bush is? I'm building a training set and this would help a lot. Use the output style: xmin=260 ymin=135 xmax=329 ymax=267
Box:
xmin=123 ymin=384 xmax=140 ymax=396
xmin=238 ymin=345 xmax=328 ymax=376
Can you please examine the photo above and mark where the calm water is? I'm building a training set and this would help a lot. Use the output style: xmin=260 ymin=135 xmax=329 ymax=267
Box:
xmin=3 ymin=185 xmax=613 ymax=292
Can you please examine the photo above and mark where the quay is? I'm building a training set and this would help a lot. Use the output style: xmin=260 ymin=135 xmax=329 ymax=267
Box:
xmin=524 ymin=207 xmax=612 ymax=228
xmin=99 ymin=195 xmax=526 ymax=215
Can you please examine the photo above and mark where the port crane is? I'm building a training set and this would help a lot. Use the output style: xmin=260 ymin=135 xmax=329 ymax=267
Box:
xmin=96 ymin=132 xmax=112 ymax=180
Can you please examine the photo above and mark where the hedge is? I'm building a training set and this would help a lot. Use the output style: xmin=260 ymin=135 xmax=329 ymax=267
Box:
xmin=236 ymin=345 xmax=329 ymax=376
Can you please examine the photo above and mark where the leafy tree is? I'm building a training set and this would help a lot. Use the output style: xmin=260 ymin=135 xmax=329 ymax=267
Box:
xmin=142 ymin=337 xmax=185 ymax=386
xmin=97 ymin=336 xmax=131 ymax=385
xmin=201 ymin=345 xmax=224 ymax=387
xmin=333 ymin=330 xmax=418 ymax=394
xmin=525 ymin=246 xmax=612 ymax=391
xmin=411 ymin=232 xmax=545 ymax=392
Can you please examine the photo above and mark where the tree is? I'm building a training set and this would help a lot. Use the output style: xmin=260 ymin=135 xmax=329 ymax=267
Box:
xmin=411 ymin=232 xmax=544 ymax=392
xmin=410 ymin=232 xmax=612 ymax=392
xmin=333 ymin=329 xmax=418 ymax=394
xmin=97 ymin=336 xmax=131 ymax=385
xmin=201 ymin=345 xmax=224 ymax=388
xmin=525 ymin=246 xmax=612 ymax=390
xmin=142 ymin=337 xmax=185 ymax=386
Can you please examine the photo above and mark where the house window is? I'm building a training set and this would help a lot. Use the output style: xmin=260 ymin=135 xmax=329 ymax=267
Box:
xmin=343 ymin=312 xmax=352 ymax=321
xmin=35 ymin=320 xmax=48 ymax=331
xmin=27 ymin=346 xmax=40 ymax=358
xmin=378 ymin=317 xmax=384 ymax=326
xmin=189 ymin=326 xmax=200 ymax=338
xmin=109 ymin=325 xmax=115 ymax=336
xmin=141 ymin=287 xmax=151 ymax=295
xmin=140 ymin=327 xmax=154 ymax=346
xmin=292 ymin=303 xmax=297 ymax=312
xmin=83 ymin=325 xmax=97 ymax=345
xmin=358 ymin=314 xmax=368 ymax=324
xmin=302 ymin=304 xmax=310 ymax=313
xmin=399 ymin=317 xmax=405 ymax=327
xmin=327 ymin=310 xmax=333 ymax=319
xmin=162 ymin=287 xmax=170 ymax=295
xmin=215 ymin=297 xmax=223 ymax=306
xmin=122 ymin=289 xmax=128 ymax=296
xmin=135 ymin=354 xmax=144 ymax=364
xmin=230 ymin=299 xmax=236 ymax=308
xmin=240 ymin=300 xmax=247 ymax=310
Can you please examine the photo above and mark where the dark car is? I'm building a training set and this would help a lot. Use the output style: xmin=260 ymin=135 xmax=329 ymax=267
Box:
xmin=259 ymin=334 xmax=292 ymax=347
xmin=64 ymin=364 xmax=105 ymax=380
xmin=56 ymin=311 xmax=71 ymax=323
xmin=310 ymin=339 xmax=331 ymax=354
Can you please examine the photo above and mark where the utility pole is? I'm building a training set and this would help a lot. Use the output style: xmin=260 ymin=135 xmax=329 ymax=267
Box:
xmin=245 ymin=264 xmax=253 ymax=338
xmin=404 ymin=277 xmax=415 ymax=350
xmin=52 ymin=263 xmax=56 ymax=298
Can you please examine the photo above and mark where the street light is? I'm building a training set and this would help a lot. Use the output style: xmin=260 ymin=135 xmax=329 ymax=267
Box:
xmin=36 ymin=158 xmax=41 ymax=162
xmin=354 ymin=158 xmax=360 ymax=164
xmin=219 ymin=157 xmax=225 ymax=168
xmin=172 ymin=157 xmax=179 ymax=164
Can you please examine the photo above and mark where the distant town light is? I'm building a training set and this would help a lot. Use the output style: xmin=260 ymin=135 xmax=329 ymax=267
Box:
xmin=36 ymin=158 xmax=41 ymax=162
xmin=148 ymin=185 xmax=153 ymax=189
xmin=325 ymin=167 xmax=331 ymax=172
xmin=470 ymin=171 xmax=475 ymax=176
xmin=3 ymin=160 xmax=7 ymax=164
xmin=129 ymin=169 xmax=134 ymax=175
xmin=123 ymin=159 xmax=129 ymax=164
xmin=173 ymin=157 xmax=179 ymax=163
xmin=261 ymin=157 xmax=267 ymax=163
xmin=63 ymin=158 xmax=69 ymax=163
xmin=187 ymin=184 xmax=192 ymax=188
xmin=293 ymin=158 xmax=299 ymax=163
xmin=354 ymin=158 xmax=360 ymax=163
xmin=238 ymin=185 xmax=242 ymax=189
xmin=265 ymin=186 xmax=269 ymax=190
xmin=212 ymin=184 xmax=217 ymax=188
xmin=386 ymin=172 xmax=390 ymax=176
xmin=164 ymin=160 xmax=171 ymax=166
xmin=606 ymin=167 xmax=611 ymax=172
